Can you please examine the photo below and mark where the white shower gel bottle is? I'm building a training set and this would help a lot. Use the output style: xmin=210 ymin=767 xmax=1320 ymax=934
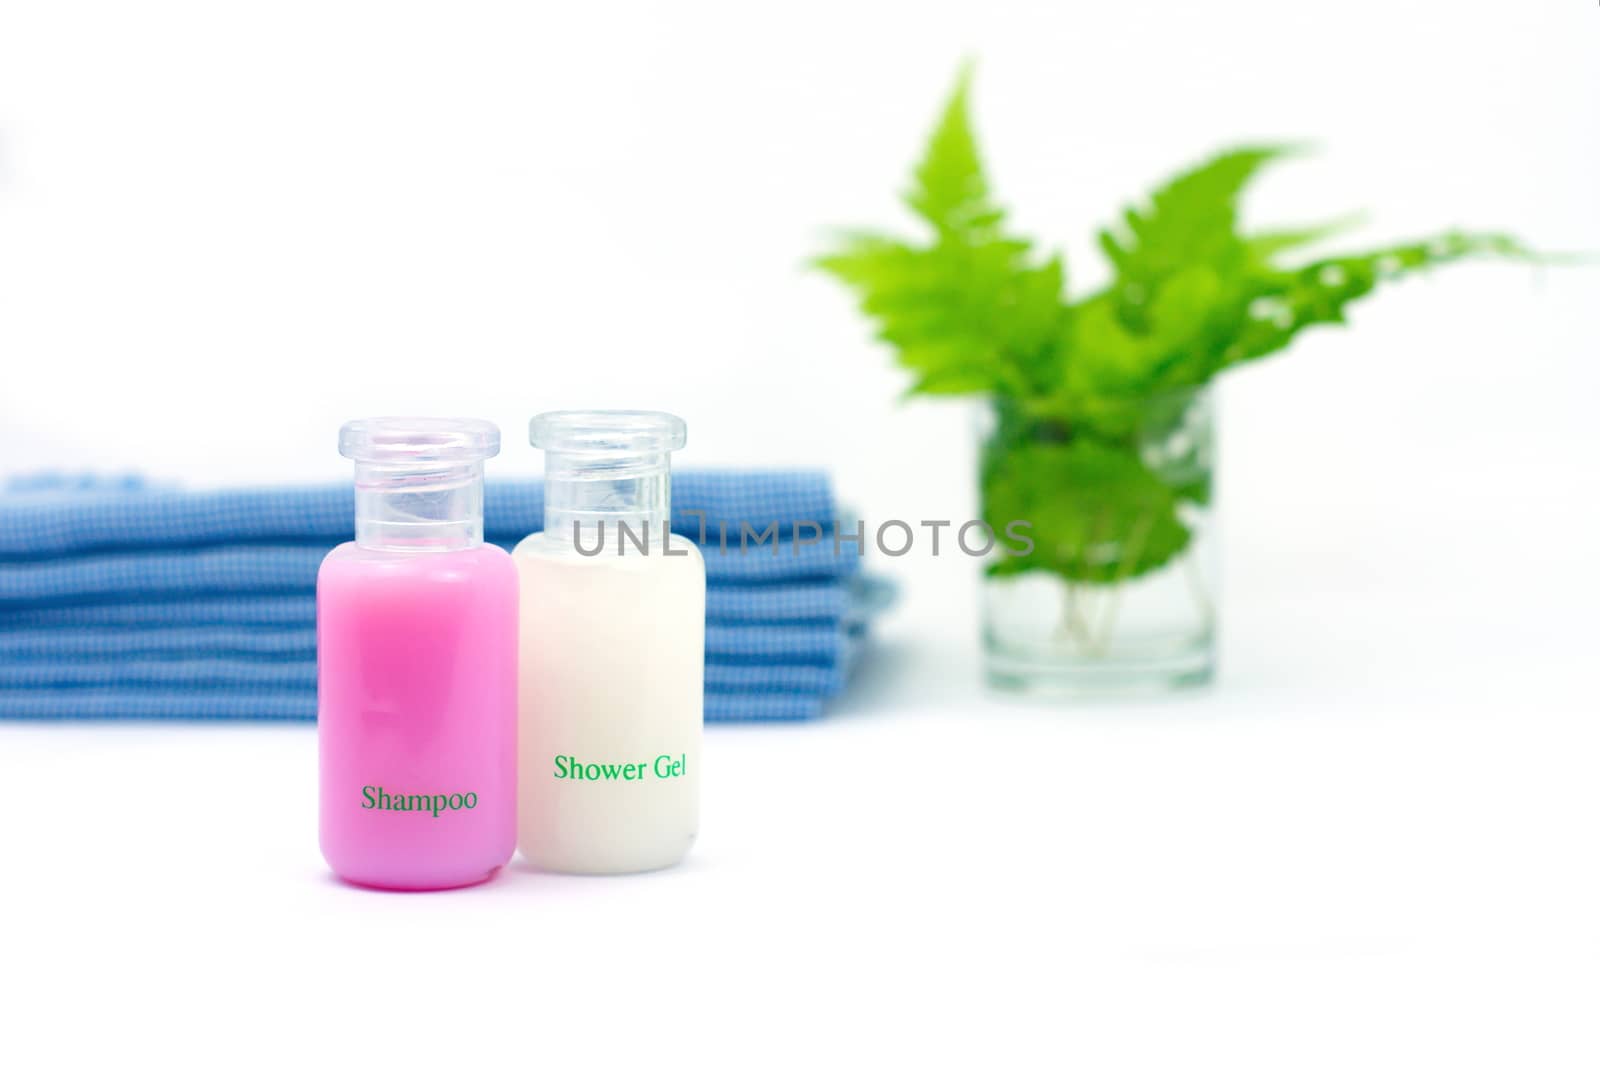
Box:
xmin=514 ymin=411 xmax=704 ymax=873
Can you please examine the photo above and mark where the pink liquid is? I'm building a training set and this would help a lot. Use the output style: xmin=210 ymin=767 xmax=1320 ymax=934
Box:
xmin=317 ymin=543 xmax=518 ymax=890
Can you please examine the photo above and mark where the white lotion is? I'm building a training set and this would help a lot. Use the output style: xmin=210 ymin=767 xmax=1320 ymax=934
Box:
xmin=514 ymin=411 xmax=704 ymax=874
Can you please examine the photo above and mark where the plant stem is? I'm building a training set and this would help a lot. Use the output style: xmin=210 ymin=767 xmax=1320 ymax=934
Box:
xmin=1056 ymin=581 xmax=1094 ymax=650
xmin=1090 ymin=513 xmax=1154 ymax=656
xmin=1183 ymin=548 xmax=1215 ymax=626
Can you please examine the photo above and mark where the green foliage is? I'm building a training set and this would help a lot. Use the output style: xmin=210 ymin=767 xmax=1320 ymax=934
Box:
xmin=904 ymin=65 xmax=1003 ymax=238
xmin=818 ymin=68 xmax=1536 ymax=586
xmin=983 ymin=436 xmax=1192 ymax=584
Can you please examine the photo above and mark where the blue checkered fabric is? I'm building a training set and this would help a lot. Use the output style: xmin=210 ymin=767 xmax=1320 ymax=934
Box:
xmin=0 ymin=627 xmax=319 ymax=659
xmin=0 ymin=471 xmax=839 ymax=558
xmin=0 ymin=541 xmax=858 ymax=605
xmin=0 ymin=688 xmax=829 ymax=722
xmin=0 ymin=622 xmax=847 ymax=665
xmin=0 ymin=471 xmax=891 ymax=723
xmin=0 ymin=584 xmax=851 ymax=628
xmin=0 ymin=658 xmax=848 ymax=695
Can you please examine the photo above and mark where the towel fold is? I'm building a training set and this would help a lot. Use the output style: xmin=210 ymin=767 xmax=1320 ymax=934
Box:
xmin=0 ymin=583 xmax=851 ymax=628
xmin=0 ymin=627 xmax=318 ymax=660
xmin=0 ymin=472 xmax=839 ymax=558
xmin=0 ymin=688 xmax=823 ymax=723
xmin=0 ymin=622 xmax=848 ymax=665
xmin=0 ymin=539 xmax=858 ymax=606
xmin=0 ymin=470 xmax=889 ymax=723
xmin=0 ymin=658 xmax=848 ymax=695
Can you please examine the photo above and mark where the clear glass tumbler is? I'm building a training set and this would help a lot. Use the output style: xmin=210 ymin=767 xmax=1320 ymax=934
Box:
xmin=979 ymin=387 xmax=1217 ymax=693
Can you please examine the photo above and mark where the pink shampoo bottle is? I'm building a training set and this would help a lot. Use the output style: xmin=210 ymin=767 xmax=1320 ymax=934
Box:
xmin=318 ymin=418 xmax=518 ymax=890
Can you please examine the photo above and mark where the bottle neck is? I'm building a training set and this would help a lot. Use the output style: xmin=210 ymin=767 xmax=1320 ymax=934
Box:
xmin=353 ymin=461 xmax=485 ymax=551
xmin=541 ymin=451 xmax=671 ymax=547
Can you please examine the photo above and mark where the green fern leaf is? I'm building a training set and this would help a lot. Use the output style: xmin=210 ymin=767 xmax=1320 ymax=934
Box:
xmin=905 ymin=63 xmax=1004 ymax=239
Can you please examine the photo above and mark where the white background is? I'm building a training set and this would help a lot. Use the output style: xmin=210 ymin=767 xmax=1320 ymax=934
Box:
xmin=1 ymin=1 xmax=1597 ymax=1062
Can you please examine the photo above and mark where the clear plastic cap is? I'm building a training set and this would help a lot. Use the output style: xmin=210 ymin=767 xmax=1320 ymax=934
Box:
xmin=338 ymin=417 xmax=500 ymax=550
xmin=531 ymin=411 xmax=686 ymax=543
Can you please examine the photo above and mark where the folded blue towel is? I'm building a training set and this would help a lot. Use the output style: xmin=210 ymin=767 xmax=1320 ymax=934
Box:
xmin=0 ymin=622 xmax=846 ymax=665
xmin=0 ymin=471 xmax=839 ymax=558
xmin=2 ymin=659 xmax=317 ymax=689
xmin=0 ymin=627 xmax=318 ymax=660
xmin=0 ymin=470 xmax=889 ymax=723
xmin=0 ymin=658 xmax=847 ymax=695
xmin=0 ymin=541 xmax=858 ymax=607
xmin=0 ymin=584 xmax=851 ymax=628
xmin=0 ymin=688 xmax=823 ymax=723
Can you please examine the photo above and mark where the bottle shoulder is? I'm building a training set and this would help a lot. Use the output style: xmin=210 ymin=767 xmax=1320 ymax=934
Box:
xmin=666 ymin=532 xmax=706 ymax=561
xmin=319 ymin=541 xmax=516 ymax=581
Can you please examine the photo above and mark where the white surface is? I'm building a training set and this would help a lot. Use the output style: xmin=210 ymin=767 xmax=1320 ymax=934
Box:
xmin=2 ymin=603 xmax=1597 ymax=1064
xmin=1 ymin=0 xmax=1598 ymax=1062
